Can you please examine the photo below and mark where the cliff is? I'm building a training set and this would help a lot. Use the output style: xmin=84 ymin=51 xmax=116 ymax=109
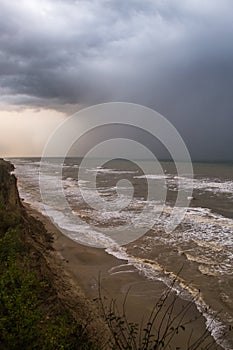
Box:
xmin=0 ymin=159 xmax=108 ymax=349
xmin=0 ymin=159 xmax=21 ymax=210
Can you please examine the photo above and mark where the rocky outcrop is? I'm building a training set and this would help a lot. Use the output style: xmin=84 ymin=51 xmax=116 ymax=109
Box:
xmin=0 ymin=158 xmax=21 ymax=210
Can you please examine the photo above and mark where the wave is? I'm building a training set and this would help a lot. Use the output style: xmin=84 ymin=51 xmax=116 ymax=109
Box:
xmin=105 ymin=247 xmax=230 ymax=350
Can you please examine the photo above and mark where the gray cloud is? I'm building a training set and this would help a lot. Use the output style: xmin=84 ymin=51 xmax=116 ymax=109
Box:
xmin=0 ymin=0 xmax=233 ymax=160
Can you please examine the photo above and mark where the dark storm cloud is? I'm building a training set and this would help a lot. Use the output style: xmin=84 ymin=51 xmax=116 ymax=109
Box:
xmin=0 ymin=0 xmax=233 ymax=160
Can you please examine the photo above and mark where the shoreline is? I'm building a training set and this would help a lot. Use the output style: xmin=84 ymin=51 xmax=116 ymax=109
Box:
xmin=24 ymin=201 xmax=224 ymax=349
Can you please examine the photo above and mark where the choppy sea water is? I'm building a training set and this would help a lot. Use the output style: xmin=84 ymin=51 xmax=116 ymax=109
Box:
xmin=10 ymin=157 xmax=233 ymax=349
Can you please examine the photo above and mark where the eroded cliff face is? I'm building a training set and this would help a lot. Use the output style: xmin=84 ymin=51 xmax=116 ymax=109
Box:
xmin=0 ymin=159 xmax=21 ymax=210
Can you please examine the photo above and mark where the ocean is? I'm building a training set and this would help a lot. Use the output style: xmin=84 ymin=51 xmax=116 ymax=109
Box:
xmin=9 ymin=157 xmax=233 ymax=349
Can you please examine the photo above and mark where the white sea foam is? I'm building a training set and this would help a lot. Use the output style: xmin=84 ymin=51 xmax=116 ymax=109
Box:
xmin=134 ymin=174 xmax=168 ymax=180
xmin=172 ymin=175 xmax=233 ymax=196
xmin=86 ymin=167 xmax=136 ymax=174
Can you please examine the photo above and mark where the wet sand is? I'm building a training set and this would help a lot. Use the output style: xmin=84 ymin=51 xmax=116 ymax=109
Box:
xmin=24 ymin=202 xmax=223 ymax=349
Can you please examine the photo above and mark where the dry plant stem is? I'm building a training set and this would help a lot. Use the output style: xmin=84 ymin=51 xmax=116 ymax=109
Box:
xmin=96 ymin=271 xmax=223 ymax=350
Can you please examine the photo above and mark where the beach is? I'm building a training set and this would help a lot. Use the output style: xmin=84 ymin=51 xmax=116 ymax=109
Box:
xmin=24 ymin=202 xmax=224 ymax=349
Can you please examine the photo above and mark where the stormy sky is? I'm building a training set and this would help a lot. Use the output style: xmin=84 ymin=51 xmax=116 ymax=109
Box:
xmin=0 ymin=0 xmax=233 ymax=159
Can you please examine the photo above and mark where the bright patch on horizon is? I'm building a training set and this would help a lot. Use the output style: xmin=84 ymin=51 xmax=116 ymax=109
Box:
xmin=0 ymin=108 xmax=65 ymax=157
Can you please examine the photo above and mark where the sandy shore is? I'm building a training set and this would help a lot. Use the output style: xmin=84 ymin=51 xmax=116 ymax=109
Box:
xmin=24 ymin=202 xmax=223 ymax=349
